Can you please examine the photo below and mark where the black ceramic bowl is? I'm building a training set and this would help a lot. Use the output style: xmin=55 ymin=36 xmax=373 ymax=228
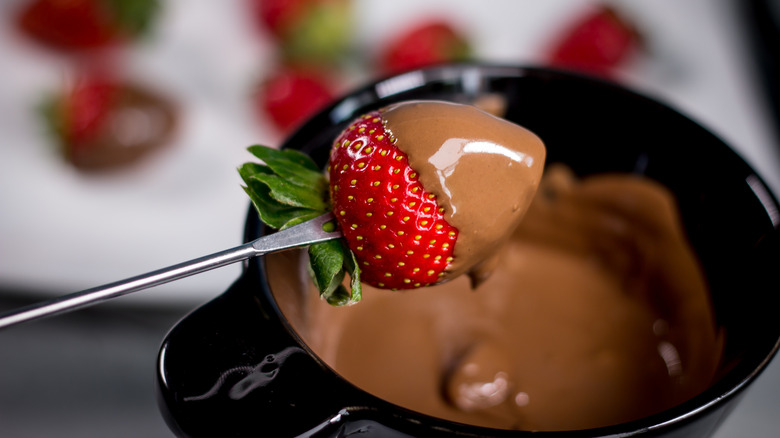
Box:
xmin=157 ymin=65 xmax=780 ymax=437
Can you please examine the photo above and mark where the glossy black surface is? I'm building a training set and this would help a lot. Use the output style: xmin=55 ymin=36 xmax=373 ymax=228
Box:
xmin=157 ymin=65 xmax=780 ymax=437
xmin=741 ymin=0 xmax=780 ymax=141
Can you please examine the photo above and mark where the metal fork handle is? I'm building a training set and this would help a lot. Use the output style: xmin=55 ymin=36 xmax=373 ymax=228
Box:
xmin=0 ymin=213 xmax=340 ymax=330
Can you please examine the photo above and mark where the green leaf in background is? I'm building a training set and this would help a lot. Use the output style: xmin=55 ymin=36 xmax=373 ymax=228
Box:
xmin=280 ymin=0 xmax=353 ymax=65
xmin=105 ymin=0 xmax=161 ymax=38
xmin=37 ymin=94 xmax=67 ymax=155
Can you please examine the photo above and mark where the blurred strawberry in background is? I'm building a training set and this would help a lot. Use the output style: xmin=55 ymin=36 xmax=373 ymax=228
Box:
xmin=16 ymin=0 xmax=160 ymax=52
xmin=42 ymin=67 xmax=178 ymax=171
xmin=15 ymin=0 xmax=175 ymax=171
xmin=250 ymin=0 xmax=353 ymax=65
xmin=545 ymin=4 xmax=640 ymax=78
xmin=248 ymin=1 xmax=475 ymax=135
xmin=255 ymin=66 xmax=335 ymax=135
xmin=51 ymin=68 xmax=119 ymax=146
xmin=379 ymin=20 xmax=472 ymax=74
xmin=249 ymin=0 xmax=352 ymax=134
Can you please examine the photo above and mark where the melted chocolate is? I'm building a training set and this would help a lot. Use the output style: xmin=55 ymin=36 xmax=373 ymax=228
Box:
xmin=269 ymin=165 xmax=722 ymax=431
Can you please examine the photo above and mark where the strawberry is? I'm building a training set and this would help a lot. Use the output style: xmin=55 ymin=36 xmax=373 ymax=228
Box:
xmin=43 ymin=70 xmax=119 ymax=151
xmin=239 ymin=113 xmax=458 ymax=302
xmin=16 ymin=0 xmax=160 ymax=52
xmin=41 ymin=69 xmax=178 ymax=170
xmin=239 ymin=144 xmax=360 ymax=305
xmin=249 ymin=0 xmax=353 ymax=64
xmin=379 ymin=20 xmax=471 ymax=74
xmin=256 ymin=67 xmax=335 ymax=134
xmin=251 ymin=0 xmax=310 ymax=38
xmin=240 ymin=102 xmax=544 ymax=305
xmin=545 ymin=4 xmax=640 ymax=77
xmin=327 ymin=112 xmax=457 ymax=290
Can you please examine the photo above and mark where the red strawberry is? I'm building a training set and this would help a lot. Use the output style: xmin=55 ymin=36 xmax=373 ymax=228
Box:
xmin=379 ymin=20 xmax=471 ymax=74
xmin=328 ymin=112 xmax=458 ymax=289
xmin=251 ymin=0 xmax=309 ymax=38
xmin=545 ymin=5 xmax=640 ymax=77
xmin=43 ymin=69 xmax=178 ymax=170
xmin=48 ymin=70 xmax=119 ymax=148
xmin=257 ymin=67 xmax=335 ymax=134
xmin=16 ymin=0 xmax=159 ymax=52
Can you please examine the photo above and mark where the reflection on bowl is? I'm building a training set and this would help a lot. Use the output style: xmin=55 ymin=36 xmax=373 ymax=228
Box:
xmin=156 ymin=65 xmax=780 ymax=437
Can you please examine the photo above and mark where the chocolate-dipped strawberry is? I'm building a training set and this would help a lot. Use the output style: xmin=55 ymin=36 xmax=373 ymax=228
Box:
xmin=240 ymin=100 xmax=545 ymax=305
xmin=42 ymin=70 xmax=178 ymax=171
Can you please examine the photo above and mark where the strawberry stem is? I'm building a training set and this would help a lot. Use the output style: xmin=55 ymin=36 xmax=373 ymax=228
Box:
xmin=240 ymin=145 xmax=361 ymax=305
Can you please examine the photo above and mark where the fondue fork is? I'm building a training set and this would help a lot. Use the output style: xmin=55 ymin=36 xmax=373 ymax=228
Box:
xmin=0 ymin=213 xmax=341 ymax=330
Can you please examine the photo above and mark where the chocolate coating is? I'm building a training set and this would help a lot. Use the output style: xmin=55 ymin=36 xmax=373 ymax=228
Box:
xmin=381 ymin=101 xmax=545 ymax=285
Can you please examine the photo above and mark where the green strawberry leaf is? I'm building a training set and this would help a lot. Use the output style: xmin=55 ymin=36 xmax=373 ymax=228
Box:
xmin=239 ymin=161 xmax=326 ymax=211
xmin=251 ymin=172 xmax=327 ymax=210
xmin=239 ymin=145 xmax=363 ymax=306
xmin=309 ymin=240 xmax=345 ymax=296
xmin=280 ymin=209 xmax=323 ymax=230
xmin=248 ymin=144 xmax=322 ymax=175
xmin=237 ymin=161 xmax=272 ymax=181
xmin=279 ymin=149 xmax=323 ymax=172
xmin=246 ymin=146 xmax=322 ymax=187
xmin=241 ymin=185 xmax=316 ymax=230
xmin=311 ymin=240 xmax=362 ymax=306
xmin=324 ymin=285 xmax=352 ymax=306
xmin=343 ymin=247 xmax=362 ymax=303
xmin=239 ymin=163 xmax=316 ymax=229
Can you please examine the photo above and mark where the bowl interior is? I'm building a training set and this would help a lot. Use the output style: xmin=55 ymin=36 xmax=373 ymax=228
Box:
xmin=158 ymin=65 xmax=780 ymax=438
xmin=272 ymin=64 xmax=780 ymax=428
